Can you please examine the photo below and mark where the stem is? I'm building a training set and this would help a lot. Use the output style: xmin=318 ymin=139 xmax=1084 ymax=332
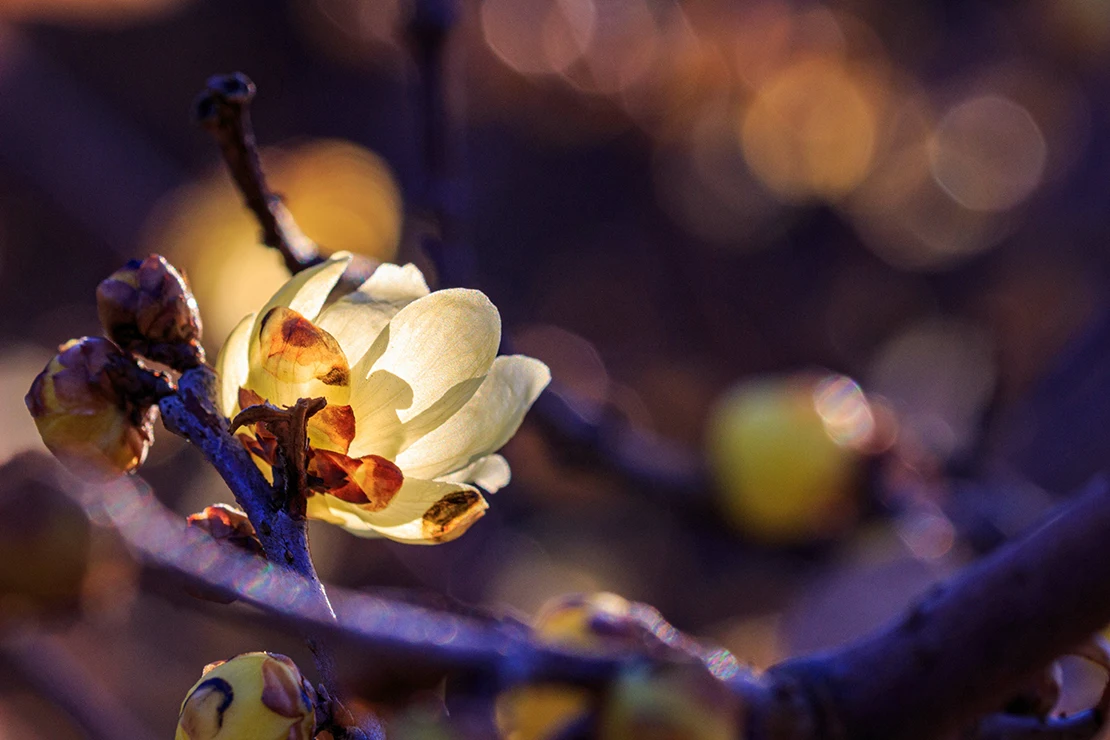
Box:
xmin=158 ymin=366 xmax=381 ymax=738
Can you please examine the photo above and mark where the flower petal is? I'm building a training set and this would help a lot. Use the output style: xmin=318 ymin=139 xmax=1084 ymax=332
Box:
xmin=347 ymin=289 xmax=501 ymax=458
xmin=215 ymin=312 xmax=255 ymax=417
xmin=248 ymin=253 xmax=351 ymax=369
xmin=439 ymin=454 xmax=511 ymax=493
xmin=395 ymin=355 xmax=550 ymax=480
xmin=313 ymin=262 xmax=430 ymax=364
xmin=308 ymin=450 xmax=403 ymax=509
xmin=306 ymin=477 xmax=487 ymax=544
xmin=246 ymin=307 xmax=351 ymax=408
xmin=359 ymin=262 xmax=430 ymax=302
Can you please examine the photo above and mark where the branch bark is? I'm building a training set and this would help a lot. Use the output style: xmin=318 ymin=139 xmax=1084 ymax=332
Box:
xmin=771 ymin=475 xmax=1110 ymax=740
xmin=158 ymin=366 xmax=382 ymax=739
xmin=193 ymin=73 xmax=322 ymax=274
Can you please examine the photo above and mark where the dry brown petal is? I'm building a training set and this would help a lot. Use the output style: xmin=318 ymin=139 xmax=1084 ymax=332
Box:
xmin=308 ymin=450 xmax=404 ymax=510
xmin=422 ymin=489 xmax=487 ymax=543
xmin=307 ymin=404 xmax=356 ymax=454
xmin=257 ymin=307 xmax=350 ymax=388
xmin=187 ymin=504 xmax=264 ymax=556
xmin=260 ymin=657 xmax=308 ymax=719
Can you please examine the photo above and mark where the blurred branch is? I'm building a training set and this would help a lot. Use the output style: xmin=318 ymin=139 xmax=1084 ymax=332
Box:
xmin=193 ymin=72 xmax=322 ymax=274
xmin=0 ymin=628 xmax=158 ymax=740
xmin=42 ymin=449 xmax=1110 ymax=740
xmin=964 ymin=712 xmax=1102 ymax=740
xmin=772 ymin=475 xmax=1110 ymax=740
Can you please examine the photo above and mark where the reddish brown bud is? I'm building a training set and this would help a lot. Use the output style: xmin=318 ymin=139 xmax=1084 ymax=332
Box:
xmin=25 ymin=337 xmax=156 ymax=481
xmin=97 ymin=255 xmax=204 ymax=369
xmin=187 ymin=504 xmax=264 ymax=555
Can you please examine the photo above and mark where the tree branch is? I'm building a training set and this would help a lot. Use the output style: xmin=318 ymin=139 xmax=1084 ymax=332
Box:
xmin=193 ymin=72 xmax=322 ymax=274
xmin=157 ymin=366 xmax=381 ymax=738
xmin=772 ymin=475 xmax=1110 ymax=740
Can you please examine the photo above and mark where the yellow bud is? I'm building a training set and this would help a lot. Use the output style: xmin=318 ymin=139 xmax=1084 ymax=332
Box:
xmin=495 ymin=593 xmax=636 ymax=740
xmin=25 ymin=337 xmax=156 ymax=481
xmin=706 ymin=373 xmax=866 ymax=544
xmin=96 ymin=254 xmax=204 ymax=369
xmin=176 ymin=652 xmax=316 ymax=740
xmin=599 ymin=667 xmax=740 ymax=740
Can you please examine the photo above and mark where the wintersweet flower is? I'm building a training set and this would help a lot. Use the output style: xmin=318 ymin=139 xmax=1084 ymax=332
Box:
xmin=215 ymin=253 xmax=550 ymax=544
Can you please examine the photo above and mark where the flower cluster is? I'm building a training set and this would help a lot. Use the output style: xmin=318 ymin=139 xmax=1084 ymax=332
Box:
xmin=217 ymin=253 xmax=550 ymax=543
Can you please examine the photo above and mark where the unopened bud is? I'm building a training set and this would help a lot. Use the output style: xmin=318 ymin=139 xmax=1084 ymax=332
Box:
xmin=534 ymin=592 xmax=640 ymax=650
xmin=600 ymin=666 xmax=740 ymax=740
xmin=25 ymin=337 xmax=156 ymax=481
xmin=176 ymin=652 xmax=316 ymax=740
xmin=187 ymin=504 xmax=264 ymax=555
xmin=185 ymin=504 xmax=265 ymax=604
xmin=97 ymin=254 xmax=204 ymax=369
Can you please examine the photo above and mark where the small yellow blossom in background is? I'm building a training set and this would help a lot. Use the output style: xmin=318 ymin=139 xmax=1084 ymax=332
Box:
xmin=216 ymin=253 xmax=551 ymax=544
xmin=176 ymin=652 xmax=315 ymax=740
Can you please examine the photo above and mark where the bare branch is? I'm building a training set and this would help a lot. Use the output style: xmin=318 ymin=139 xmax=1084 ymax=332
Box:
xmin=157 ymin=367 xmax=382 ymax=738
xmin=193 ymin=72 xmax=322 ymax=274
xmin=772 ymin=476 xmax=1110 ymax=740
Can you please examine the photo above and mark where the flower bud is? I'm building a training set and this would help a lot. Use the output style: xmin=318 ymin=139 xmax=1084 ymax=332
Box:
xmin=25 ymin=337 xmax=156 ymax=481
xmin=176 ymin=652 xmax=316 ymax=740
xmin=97 ymin=254 xmax=204 ymax=369
xmin=184 ymin=504 xmax=265 ymax=605
xmin=187 ymin=504 xmax=264 ymax=555
xmin=599 ymin=666 xmax=740 ymax=740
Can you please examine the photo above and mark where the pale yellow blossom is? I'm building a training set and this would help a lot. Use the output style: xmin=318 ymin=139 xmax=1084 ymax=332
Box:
xmin=216 ymin=253 xmax=550 ymax=544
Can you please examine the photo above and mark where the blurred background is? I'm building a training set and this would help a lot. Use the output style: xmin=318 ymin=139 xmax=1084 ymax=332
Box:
xmin=2 ymin=0 xmax=1110 ymax=735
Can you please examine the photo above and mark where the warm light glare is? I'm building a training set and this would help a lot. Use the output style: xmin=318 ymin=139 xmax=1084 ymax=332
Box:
xmin=741 ymin=57 xmax=879 ymax=201
xmin=144 ymin=139 xmax=402 ymax=344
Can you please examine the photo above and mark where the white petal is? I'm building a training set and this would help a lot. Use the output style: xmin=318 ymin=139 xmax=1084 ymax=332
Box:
xmin=313 ymin=263 xmax=429 ymax=363
xmin=347 ymin=289 xmax=501 ymax=458
xmin=439 ymin=454 xmax=511 ymax=493
xmin=215 ymin=312 xmax=255 ymax=417
xmin=395 ymin=355 xmax=550 ymax=480
xmin=248 ymin=253 xmax=351 ymax=367
xmin=358 ymin=263 xmax=429 ymax=302
xmin=306 ymin=477 xmax=487 ymax=544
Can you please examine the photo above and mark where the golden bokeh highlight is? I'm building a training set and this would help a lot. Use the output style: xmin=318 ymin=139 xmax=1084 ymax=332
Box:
xmin=144 ymin=139 xmax=402 ymax=344
xmin=740 ymin=57 xmax=880 ymax=201
xmin=928 ymin=95 xmax=1046 ymax=212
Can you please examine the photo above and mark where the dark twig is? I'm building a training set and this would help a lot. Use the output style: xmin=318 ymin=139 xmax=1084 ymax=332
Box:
xmin=963 ymin=711 xmax=1102 ymax=740
xmin=0 ymin=628 xmax=159 ymax=740
xmin=193 ymin=73 xmax=322 ymax=274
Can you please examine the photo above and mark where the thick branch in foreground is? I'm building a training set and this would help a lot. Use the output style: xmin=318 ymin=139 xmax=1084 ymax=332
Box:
xmin=193 ymin=73 xmax=321 ymax=274
xmin=771 ymin=476 xmax=1110 ymax=740
xmin=66 ymin=444 xmax=1110 ymax=740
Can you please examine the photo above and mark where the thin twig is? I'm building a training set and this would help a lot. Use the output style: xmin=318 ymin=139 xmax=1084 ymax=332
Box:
xmin=193 ymin=72 xmax=322 ymax=274
xmin=0 ymin=628 xmax=159 ymax=740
